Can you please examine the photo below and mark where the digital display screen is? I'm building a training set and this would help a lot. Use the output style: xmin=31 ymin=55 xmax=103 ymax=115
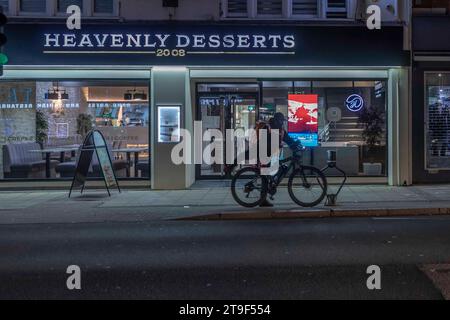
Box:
xmin=287 ymin=94 xmax=319 ymax=147
xmin=288 ymin=133 xmax=319 ymax=147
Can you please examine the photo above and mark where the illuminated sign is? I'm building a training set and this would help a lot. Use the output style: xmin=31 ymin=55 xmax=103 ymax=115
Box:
xmin=287 ymin=94 xmax=319 ymax=147
xmin=345 ymin=94 xmax=364 ymax=112
xmin=43 ymin=33 xmax=296 ymax=51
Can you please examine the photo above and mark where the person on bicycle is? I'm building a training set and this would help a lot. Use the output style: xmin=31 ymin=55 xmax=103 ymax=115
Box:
xmin=225 ymin=112 xmax=304 ymax=207
xmin=258 ymin=112 xmax=303 ymax=207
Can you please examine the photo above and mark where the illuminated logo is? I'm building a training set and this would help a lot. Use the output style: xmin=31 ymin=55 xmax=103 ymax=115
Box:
xmin=345 ymin=94 xmax=364 ymax=112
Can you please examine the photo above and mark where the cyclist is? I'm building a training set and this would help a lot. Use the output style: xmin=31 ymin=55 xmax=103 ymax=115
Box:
xmin=226 ymin=112 xmax=304 ymax=207
xmin=258 ymin=112 xmax=304 ymax=207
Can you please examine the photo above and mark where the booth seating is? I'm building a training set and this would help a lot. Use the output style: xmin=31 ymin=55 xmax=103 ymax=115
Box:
xmin=2 ymin=142 xmax=59 ymax=179
xmin=55 ymin=144 xmax=128 ymax=178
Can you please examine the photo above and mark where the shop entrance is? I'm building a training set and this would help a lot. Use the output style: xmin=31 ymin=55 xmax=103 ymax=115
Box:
xmin=196 ymin=84 xmax=259 ymax=178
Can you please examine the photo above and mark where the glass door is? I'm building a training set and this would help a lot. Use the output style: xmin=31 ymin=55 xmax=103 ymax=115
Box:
xmin=198 ymin=93 xmax=258 ymax=178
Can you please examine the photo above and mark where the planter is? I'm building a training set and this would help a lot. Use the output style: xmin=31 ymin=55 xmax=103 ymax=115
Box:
xmin=363 ymin=162 xmax=382 ymax=176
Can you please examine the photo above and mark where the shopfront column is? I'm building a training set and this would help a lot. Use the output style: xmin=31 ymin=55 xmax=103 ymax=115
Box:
xmin=388 ymin=68 xmax=412 ymax=186
xmin=151 ymin=67 xmax=195 ymax=190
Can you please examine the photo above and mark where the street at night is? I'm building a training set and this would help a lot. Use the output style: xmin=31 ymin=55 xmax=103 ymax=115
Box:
xmin=0 ymin=216 xmax=448 ymax=299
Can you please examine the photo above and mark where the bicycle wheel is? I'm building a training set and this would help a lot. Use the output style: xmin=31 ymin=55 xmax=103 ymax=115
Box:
xmin=288 ymin=166 xmax=327 ymax=207
xmin=231 ymin=167 xmax=267 ymax=208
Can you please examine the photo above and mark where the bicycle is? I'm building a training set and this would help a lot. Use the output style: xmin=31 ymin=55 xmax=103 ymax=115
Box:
xmin=230 ymin=150 xmax=328 ymax=208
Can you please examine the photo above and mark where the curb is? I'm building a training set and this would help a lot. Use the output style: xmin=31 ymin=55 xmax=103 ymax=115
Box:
xmin=176 ymin=207 xmax=450 ymax=221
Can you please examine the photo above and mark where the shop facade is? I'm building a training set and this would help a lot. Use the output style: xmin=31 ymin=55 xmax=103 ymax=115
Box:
xmin=1 ymin=22 xmax=410 ymax=189
xmin=412 ymin=16 xmax=450 ymax=183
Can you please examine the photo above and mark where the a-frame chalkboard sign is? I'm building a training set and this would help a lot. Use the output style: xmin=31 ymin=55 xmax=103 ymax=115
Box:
xmin=69 ymin=130 xmax=121 ymax=197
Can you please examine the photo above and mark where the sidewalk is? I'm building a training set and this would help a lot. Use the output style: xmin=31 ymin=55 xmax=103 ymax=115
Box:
xmin=1 ymin=181 xmax=450 ymax=224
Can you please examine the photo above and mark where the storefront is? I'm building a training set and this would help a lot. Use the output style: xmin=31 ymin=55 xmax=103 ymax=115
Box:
xmin=412 ymin=16 xmax=450 ymax=183
xmin=1 ymin=22 xmax=410 ymax=189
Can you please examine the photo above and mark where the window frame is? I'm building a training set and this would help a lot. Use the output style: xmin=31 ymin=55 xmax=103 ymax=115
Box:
xmin=222 ymin=0 xmax=351 ymax=20
xmin=6 ymin=0 xmax=119 ymax=18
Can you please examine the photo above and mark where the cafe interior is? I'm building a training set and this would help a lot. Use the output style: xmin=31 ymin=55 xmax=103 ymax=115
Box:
xmin=0 ymin=80 xmax=150 ymax=180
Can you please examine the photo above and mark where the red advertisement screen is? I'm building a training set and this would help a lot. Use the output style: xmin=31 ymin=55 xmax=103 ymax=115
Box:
xmin=287 ymin=94 xmax=318 ymax=134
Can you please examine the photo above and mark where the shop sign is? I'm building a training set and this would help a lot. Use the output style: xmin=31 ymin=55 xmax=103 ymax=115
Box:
xmin=5 ymin=24 xmax=409 ymax=66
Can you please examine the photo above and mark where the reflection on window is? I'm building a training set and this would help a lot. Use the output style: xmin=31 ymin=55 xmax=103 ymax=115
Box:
xmin=0 ymin=81 xmax=150 ymax=180
xmin=425 ymin=73 xmax=450 ymax=169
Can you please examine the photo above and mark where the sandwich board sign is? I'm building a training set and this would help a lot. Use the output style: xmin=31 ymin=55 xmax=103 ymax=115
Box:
xmin=69 ymin=130 xmax=121 ymax=197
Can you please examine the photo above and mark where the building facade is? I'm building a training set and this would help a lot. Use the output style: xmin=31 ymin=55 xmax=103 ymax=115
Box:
xmin=0 ymin=0 xmax=411 ymax=189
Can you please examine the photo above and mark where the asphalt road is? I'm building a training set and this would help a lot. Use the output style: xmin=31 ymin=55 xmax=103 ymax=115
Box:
xmin=0 ymin=216 xmax=449 ymax=299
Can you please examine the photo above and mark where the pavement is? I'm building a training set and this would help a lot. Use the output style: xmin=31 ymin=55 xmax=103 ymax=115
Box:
xmin=0 ymin=217 xmax=449 ymax=299
xmin=1 ymin=181 xmax=450 ymax=224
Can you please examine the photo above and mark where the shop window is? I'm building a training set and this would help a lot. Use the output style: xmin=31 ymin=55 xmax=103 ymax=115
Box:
xmin=94 ymin=0 xmax=114 ymax=14
xmin=261 ymin=80 xmax=387 ymax=177
xmin=425 ymin=72 xmax=450 ymax=170
xmin=58 ymin=0 xmax=83 ymax=12
xmin=20 ymin=0 xmax=46 ymax=13
xmin=0 ymin=80 xmax=150 ymax=180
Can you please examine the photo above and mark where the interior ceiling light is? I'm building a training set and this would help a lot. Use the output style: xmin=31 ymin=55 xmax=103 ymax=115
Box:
xmin=124 ymin=90 xmax=133 ymax=100
xmin=124 ymin=88 xmax=147 ymax=101
xmin=45 ymin=82 xmax=69 ymax=100
xmin=133 ymin=91 xmax=147 ymax=101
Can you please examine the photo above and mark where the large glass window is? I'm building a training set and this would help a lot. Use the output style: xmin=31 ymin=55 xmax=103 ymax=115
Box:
xmin=0 ymin=80 xmax=150 ymax=180
xmin=261 ymin=80 xmax=387 ymax=176
xmin=20 ymin=0 xmax=46 ymax=12
xmin=425 ymin=72 xmax=450 ymax=170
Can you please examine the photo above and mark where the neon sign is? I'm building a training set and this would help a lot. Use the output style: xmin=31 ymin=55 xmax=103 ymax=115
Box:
xmin=345 ymin=94 xmax=364 ymax=112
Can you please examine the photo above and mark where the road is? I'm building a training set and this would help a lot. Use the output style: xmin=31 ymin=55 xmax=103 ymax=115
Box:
xmin=0 ymin=216 xmax=449 ymax=299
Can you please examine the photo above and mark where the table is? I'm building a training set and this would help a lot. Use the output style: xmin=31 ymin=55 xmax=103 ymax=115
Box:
xmin=29 ymin=145 xmax=80 ymax=178
xmin=112 ymin=147 xmax=148 ymax=178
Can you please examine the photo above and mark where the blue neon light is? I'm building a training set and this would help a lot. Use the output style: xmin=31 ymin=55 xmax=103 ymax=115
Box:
xmin=345 ymin=94 xmax=364 ymax=112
